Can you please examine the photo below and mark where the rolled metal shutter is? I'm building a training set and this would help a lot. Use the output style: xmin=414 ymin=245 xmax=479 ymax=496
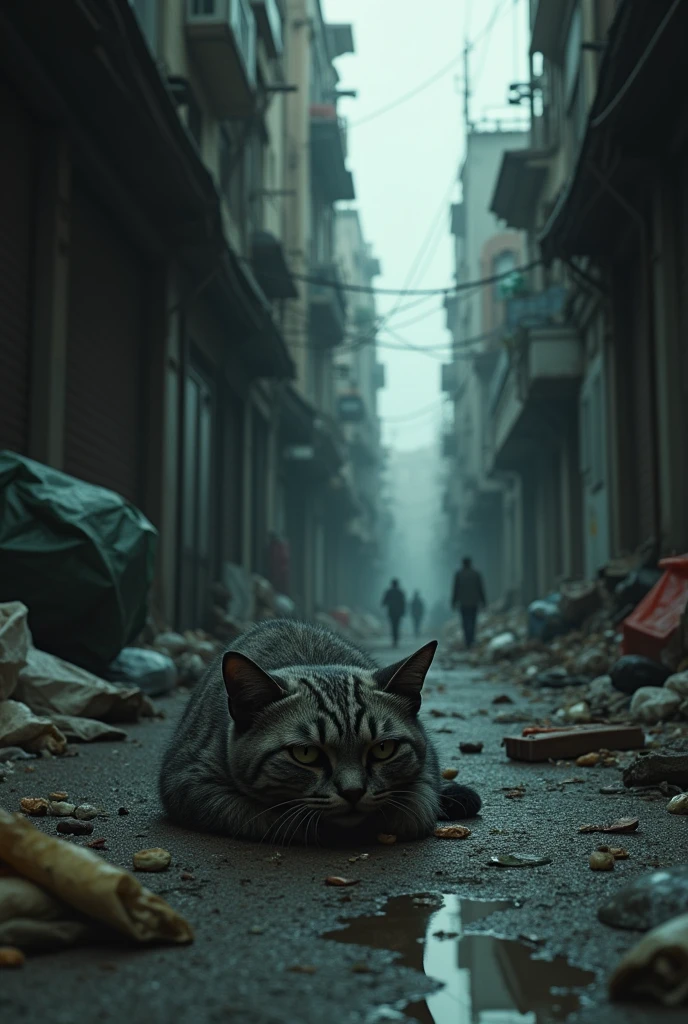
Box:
xmin=0 ymin=83 xmax=34 ymax=454
xmin=64 ymin=185 xmax=146 ymax=503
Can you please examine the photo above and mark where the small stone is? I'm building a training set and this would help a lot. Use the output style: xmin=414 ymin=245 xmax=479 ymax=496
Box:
xmin=351 ymin=963 xmax=375 ymax=974
xmin=324 ymin=876 xmax=360 ymax=887
xmin=20 ymin=796 xmax=49 ymax=816
xmin=598 ymin=845 xmax=630 ymax=860
xmin=118 ymin=807 xmax=129 ymax=816
xmin=74 ymin=804 xmax=100 ymax=821
xmin=287 ymin=964 xmax=317 ymax=974
xmin=377 ymin=833 xmax=397 ymax=845
xmin=57 ymin=817 xmax=94 ymax=836
xmin=49 ymin=791 xmax=68 ymax=801
xmin=590 ymin=850 xmax=616 ymax=871
xmin=442 ymin=768 xmax=459 ymax=780
xmin=132 ymin=848 xmax=171 ymax=872
xmin=576 ymin=752 xmax=601 ymax=767
xmin=434 ymin=826 xmax=471 ymax=839
xmin=86 ymin=837 xmax=107 ymax=849
xmin=48 ymin=801 xmax=76 ymax=817
xmin=248 ymin=925 xmax=265 ymax=934
xmin=0 ymin=946 xmax=25 ymax=968
xmin=667 ymin=792 xmax=688 ymax=815
xmin=460 ymin=742 xmax=483 ymax=754
xmin=180 ymin=871 xmax=195 ymax=881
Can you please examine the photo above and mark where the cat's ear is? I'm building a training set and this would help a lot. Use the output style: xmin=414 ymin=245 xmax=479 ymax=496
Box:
xmin=374 ymin=641 xmax=438 ymax=714
xmin=222 ymin=652 xmax=286 ymax=731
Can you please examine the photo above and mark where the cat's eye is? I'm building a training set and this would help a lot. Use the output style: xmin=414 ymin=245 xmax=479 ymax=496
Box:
xmin=290 ymin=744 xmax=321 ymax=765
xmin=370 ymin=740 xmax=398 ymax=761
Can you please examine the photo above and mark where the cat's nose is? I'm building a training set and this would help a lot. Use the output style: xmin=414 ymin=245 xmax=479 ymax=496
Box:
xmin=341 ymin=787 xmax=365 ymax=808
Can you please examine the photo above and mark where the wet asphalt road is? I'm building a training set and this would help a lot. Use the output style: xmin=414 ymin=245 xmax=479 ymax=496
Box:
xmin=1 ymin=634 xmax=687 ymax=1024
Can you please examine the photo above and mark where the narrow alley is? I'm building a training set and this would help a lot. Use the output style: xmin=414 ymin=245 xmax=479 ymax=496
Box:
xmin=1 ymin=630 xmax=686 ymax=1024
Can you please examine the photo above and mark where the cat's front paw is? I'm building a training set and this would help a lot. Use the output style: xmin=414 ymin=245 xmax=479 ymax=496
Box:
xmin=439 ymin=782 xmax=482 ymax=820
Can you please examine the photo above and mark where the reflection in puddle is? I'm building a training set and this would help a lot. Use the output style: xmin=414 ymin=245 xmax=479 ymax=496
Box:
xmin=324 ymin=895 xmax=595 ymax=1024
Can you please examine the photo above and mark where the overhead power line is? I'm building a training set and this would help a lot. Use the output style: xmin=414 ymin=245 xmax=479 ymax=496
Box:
xmin=245 ymin=258 xmax=541 ymax=296
xmin=348 ymin=51 xmax=464 ymax=129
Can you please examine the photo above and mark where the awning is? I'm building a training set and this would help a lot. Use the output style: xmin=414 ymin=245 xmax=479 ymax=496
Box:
xmin=251 ymin=231 xmax=299 ymax=300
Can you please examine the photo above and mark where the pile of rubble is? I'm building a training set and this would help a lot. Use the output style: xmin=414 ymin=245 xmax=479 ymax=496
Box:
xmin=440 ymin=564 xmax=688 ymax=739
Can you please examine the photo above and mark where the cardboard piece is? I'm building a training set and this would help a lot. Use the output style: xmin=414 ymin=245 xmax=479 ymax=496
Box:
xmin=503 ymin=724 xmax=645 ymax=762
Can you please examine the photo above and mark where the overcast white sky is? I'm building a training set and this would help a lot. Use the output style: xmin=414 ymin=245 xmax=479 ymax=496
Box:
xmin=323 ymin=0 xmax=530 ymax=450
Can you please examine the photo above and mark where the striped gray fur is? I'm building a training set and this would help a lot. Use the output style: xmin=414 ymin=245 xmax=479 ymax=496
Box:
xmin=159 ymin=620 xmax=480 ymax=845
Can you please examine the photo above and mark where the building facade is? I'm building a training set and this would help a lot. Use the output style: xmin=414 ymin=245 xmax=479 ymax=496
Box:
xmin=0 ymin=0 xmax=384 ymax=628
xmin=489 ymin=0 xmax=688 ymax=601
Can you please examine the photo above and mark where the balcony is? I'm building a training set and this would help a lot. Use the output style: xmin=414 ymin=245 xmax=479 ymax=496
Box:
xmin=250 ymin=0 xmax=283 ymax=59
xmin=490 ymin=325 xmax=582 ymax=471
xmin=310 ymin=105 xmax=355 ymax=202
xmin=250 ymin=230 xmax=298 ymax=299
xmin=185 ymin=0 xmax=256 ymax=117
xmin=309 ymin=263 xmax=347 ymax=347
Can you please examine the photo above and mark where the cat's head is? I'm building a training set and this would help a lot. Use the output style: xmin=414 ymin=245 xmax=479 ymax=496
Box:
xmin=222 ymin=642 xmax=438 ymax=837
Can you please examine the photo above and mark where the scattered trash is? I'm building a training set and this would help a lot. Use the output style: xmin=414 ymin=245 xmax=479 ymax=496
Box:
xmin=488 ymin=853 xmax=552 ymax=868
xmin=56 ymin=818 xmax=93 ymax=836
xmin=576 ymin=752 xmax=601 ymax=767
xmin=621 ymin=555 xmax=688 ymax=666
xmin=441 ymin=768 xmax=458 ymax=780
xmin=132 ymin=849 xmax=172 ymax=873
xmin=590 ymin=851 xmax=616 ymax=871
xmin=47 ymin=801 xmax=76 ymax=817
xmin=433 ymin=826 xmax=471 ymax=840
xmin=459 ymin=742 xmax=483 ymax=754
xmin=493 ymin=710 xmax=533 ymax=724
xmin=0 ymin=808 xmax=191 ymax=947
xmin=504 ymin=725 xmax=644 ymax=763
xmin=86 ymin=838 xmax=107 ymax=850
xmin=19 ymin=797 xmax=48 ymax=817
xmin=49 ymin=792 xmax=68 ymax=801
xmin=503 ymin=786 xmax=526 ymax=800
xmin=0 ymin=946 xmax=25 ymax=968
xmin=118 ymin=807 xmax=129 ymax=816
xmin=579 ymin=818 xmax=639 ymax=835
xmin=630 ymin=686 xmax=681 ymax=723
xmin=487 ymin=632 xmax=517 ymax=657
xmin=74 ymin=804 xmax=99 ymax=821
xmin=180 ymin=872 xmax=195 ymax=882
xmin=610 ymin=655 xmax=671 ymax=696
xmin=324 ymin=876 xmax=360 ymax=887
xmin=598 ymin=867 xmax=688 ymax=931
xmin=377 ymin=834 xmax=397 ymax=845
xmin=565 ymin=701 xmax=592 ymax=724
xmin=597 ymin=845 xmax=629 ymax=860
xmin=609 ymin=911 xmax=688 ymax=1005
xmin=103 ymin=647 xmax=177 ymax=698
xmin=667 ymin=793 xmax=688 ymax=815
xmin=347 ymin=853 xmax=369 ymax=864
xmin=492 ymin=694 xmax=514 ymax=705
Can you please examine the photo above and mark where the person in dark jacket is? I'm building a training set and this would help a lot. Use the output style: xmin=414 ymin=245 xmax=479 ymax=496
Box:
xmin=382 ymin=578 xmax=406 ymax=648
xmin=451 ymin=558 xmax=486 ymax=650
xmin=410 ymin=591 xmax=425 ymax=637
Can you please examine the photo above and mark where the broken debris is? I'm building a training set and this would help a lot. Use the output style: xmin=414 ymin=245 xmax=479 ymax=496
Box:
xmin=667 ymin=793 xmax=688 ymax=815
xmin=434 ymin=826 xmax=471 ymax=839
xmin=56 ymin=818 xmax=94 ymax=836
xmin=324 ymin=877 xmax=360 ymax=887
xmin=459 ymin=742 xmax=483 ymax=754
xmin=578 ymin=818 xmax=639 ymax=835
xmin=489 ymin=853 xmax=552 ymax=868
xmin=132 ymin=849 xmax=172 ymax=873
xmin=441 ymin=767 xmax=458 ymax=780
xmin=609 ymin=911 xmax=688 ymax=1006
xmin=19 ymin=797 xmax=48 ymax=817
xmin=0 ymin=946 xmax=25 ymax=968
xmin=590 ymin=851 xmax=616 ymax=871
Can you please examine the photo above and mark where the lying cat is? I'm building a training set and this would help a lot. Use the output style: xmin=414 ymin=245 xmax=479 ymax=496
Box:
xmin=159 ymin=620 xmax=480 ymax=844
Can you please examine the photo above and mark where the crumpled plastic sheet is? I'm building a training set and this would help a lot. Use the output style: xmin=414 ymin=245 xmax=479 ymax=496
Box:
xmin=0 ymin=875 xmax=92 ymax=951
xmin=0 ymin=601 xmax=153 ymax=753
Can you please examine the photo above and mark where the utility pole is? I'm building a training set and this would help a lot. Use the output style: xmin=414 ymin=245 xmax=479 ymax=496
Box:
xmin=463 ymin=39 xmax=471 ymax=134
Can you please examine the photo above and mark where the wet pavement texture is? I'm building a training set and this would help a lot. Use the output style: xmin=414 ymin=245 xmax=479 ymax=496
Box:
xmin=1 ymin=635 xmax=687 ymax=1024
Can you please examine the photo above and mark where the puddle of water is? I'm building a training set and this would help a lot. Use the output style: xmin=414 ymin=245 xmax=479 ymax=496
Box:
xmin=324 ymin=894 xmax=595 ymax=1024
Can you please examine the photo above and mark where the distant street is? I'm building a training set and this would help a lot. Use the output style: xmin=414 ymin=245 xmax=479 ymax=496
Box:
xmin=1 ymin=634 xmax=685 ymax=1024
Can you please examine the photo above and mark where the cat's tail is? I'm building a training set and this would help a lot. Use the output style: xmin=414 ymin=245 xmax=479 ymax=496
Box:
xmin=439 ymin=781 xmax=482 ymax=820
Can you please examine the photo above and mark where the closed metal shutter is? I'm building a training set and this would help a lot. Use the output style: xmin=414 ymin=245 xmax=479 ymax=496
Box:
xmin=628 ymin=254 xmax=656 ymax=541
xmin=0 ymin=83 xmax=34 ymax=453
xmin=64 ymin=185 xmax=146 ymax=503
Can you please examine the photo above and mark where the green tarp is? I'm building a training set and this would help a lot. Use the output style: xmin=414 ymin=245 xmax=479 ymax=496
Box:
xmin=0 ymin=452 xmax=157 ymax=673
